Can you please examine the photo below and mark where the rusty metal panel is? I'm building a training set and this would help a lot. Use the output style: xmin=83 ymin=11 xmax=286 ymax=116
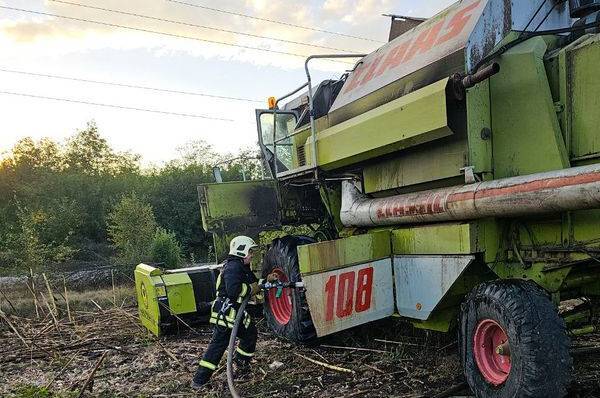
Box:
xmin=331 ymin=0 xmax=486 ymax=113
xmin=303 ymin=259 xmax=395 ymax=337
xmin=393 ymin=255 xmax=474 ymax=320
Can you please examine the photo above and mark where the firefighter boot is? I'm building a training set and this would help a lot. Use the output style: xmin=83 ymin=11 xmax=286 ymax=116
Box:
xmin=190 ymin=367 xmax=212 ymax=390
xmin=234 ymin=357 xmax=252 ymax=380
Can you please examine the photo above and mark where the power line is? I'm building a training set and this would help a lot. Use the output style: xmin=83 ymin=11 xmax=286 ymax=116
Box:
xmin=49 ymin=0 xmax=357 ymax=53
xmin=0 ymin=90 xmax=234 ymax=121
xmin=166 ymin=0 xmax=385 ymax=44
xmin=0 ymin=67 xmax=263 ymax=103
xmin=0 ymin=6 xmax=353 ymax=64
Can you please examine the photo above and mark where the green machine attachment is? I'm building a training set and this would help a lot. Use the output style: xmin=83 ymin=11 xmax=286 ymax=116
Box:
xmin=134 ymin=263 xmax=221 ymax=336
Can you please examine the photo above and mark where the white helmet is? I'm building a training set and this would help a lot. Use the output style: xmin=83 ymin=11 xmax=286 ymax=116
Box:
xmin=229 ymin=236 xmax=258 ymax=258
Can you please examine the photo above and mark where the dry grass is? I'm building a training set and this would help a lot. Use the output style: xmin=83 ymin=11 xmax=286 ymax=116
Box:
xmin=0 ymin=279 xmax=135 ymax=317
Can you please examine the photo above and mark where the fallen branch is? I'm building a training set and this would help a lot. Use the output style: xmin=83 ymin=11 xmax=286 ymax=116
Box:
xmin=90 ymin=299 xmax=103 ymax=312
xmin=0 ymin=289 xmax=17 ymax=313
xmin=156 ymin=340 xmax=189 ymax=371
xmin=76 ymin=350 xmax=109 ymax=398
xmin=374 ymin=338 xmax=421 ymax=347
xmin=321 ymin=344 xmax=388 ymax=354
xmin=0 ymin=309 xmax=29 ymax=348
xmin=344 ymin=390 xmax=369 ymax=398
xmin=364 ymin=363 xmax=386 ymax=374
xmin=45 ymin=349 xmax=81 ymax=389
xmin=294 ymin=353 xmax=354 ymax=374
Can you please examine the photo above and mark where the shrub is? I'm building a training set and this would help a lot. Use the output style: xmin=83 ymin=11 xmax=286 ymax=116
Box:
xmin=107 ymin=194 xmax=157 ymax=264
xmin=151 ymin=228 xmax=183 ymax=268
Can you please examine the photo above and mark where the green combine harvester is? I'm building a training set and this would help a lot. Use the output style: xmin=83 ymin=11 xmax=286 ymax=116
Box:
xmin=137 ymin=0 xmax=600 ymax=396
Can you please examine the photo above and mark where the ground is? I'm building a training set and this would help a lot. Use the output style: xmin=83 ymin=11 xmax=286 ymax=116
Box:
xmin=1 ymin=303 xmax=600 ymax=398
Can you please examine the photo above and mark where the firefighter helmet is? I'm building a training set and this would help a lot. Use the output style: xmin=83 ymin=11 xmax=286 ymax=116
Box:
xmin=229 ymin=236 xmax=258 ymax=258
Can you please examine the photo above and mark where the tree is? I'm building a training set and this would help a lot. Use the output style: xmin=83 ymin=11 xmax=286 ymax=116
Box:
xmin=63 ymin=121 xmax=140 ymax=175
xmin=107 ymin=194 xmax=157 ymax=264
xmin=10 ymin=137 xmax=62 ymax=171
xmin=1 ymin=205 xmax=77 ymax=272
xmin=151 ymin=228 xmax=183 ymax=268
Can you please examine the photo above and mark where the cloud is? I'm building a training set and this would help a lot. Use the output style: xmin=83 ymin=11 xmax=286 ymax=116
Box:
xmin=0 ymin=0 xmax=459 ymax=162
xmin=0 ymin=0 xmax=395 ymax=72
xmin=323 ymin=0 xmax=348 ymax=14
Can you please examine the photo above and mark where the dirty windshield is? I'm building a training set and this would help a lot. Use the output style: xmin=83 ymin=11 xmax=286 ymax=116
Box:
xmin=259 ymin=112 xmax=296 ymax=171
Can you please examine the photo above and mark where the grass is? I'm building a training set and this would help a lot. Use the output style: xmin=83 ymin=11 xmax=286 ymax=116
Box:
xmin=0 ymin=285 xmax=136 ymax=318
xmin=8 ymin=385 xmax=80 ymax=398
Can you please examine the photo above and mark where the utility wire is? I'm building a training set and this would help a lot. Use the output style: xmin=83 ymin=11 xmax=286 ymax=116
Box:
xmin=49 ymin=0 xmax=357 ymax=53
xmin=0 ymin=67 xmax=263 ymax=103
xmin=0 ymin=90 xmax=234 ymax=121
xmin=0 ymin=6 xmax=353 ymax=64
xmin=166 ymin=0 xmax=385 ymax=44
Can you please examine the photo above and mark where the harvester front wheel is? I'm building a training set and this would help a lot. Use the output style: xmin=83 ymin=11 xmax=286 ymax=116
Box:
xmin=262 ymin=236 xmax=316 ymax=343
xmin=460 ymin=280 xmax=571 ymax=398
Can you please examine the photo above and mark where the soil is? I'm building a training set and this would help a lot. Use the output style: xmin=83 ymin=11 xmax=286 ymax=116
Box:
xmin=1 ymin=306 xmax=599 ymax=398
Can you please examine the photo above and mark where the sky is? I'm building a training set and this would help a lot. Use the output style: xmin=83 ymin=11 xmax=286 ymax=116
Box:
xmin=0 ymin=0 xmax=456 ymax=164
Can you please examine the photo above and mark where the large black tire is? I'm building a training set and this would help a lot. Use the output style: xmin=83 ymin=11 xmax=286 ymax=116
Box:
xmin=262 ymin=236 xmax=316 ymax=343
xmin=460 ymin=280 xmax=572 ymax=398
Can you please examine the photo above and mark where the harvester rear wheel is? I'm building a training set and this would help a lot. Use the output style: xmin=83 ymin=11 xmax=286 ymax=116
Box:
xmin=460 ymin=280 xmax=572 ymax=398
xmin=262 ymin=236 xmax=316 ymax=343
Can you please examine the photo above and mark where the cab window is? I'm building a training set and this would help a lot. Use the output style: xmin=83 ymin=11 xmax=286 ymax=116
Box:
xmin=258 ymin=112 xmax=297 ymax=172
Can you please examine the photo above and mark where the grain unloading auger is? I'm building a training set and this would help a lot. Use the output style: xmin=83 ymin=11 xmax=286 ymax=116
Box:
xmin=133 ymin=0 xmax=600 ymax=396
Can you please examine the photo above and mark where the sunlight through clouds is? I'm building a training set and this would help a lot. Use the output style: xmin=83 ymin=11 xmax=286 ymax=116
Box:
xmin=0 ymin=0 xmax=457 ymax=163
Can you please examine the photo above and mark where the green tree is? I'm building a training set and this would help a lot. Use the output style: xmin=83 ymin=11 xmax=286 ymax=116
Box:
xmin=107 ymin=194 xmax=157 ymax=264
xmin=11 ymin=137 xmax=62 ymax=171
xmin=63 ymin=121 xmax=140 ymax=175
xmin=2 ymin=205 xmax=76 ymax=272
xmin=151 ymin=228 xmax=183 ymax=268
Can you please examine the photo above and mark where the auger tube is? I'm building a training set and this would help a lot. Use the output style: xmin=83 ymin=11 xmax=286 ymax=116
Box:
xmin=341 ymin=164 xmax=600 ymax=227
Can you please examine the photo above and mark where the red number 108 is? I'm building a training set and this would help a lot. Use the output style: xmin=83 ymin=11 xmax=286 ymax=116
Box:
xmin=324 ymin=267 xmax=374 ymax=321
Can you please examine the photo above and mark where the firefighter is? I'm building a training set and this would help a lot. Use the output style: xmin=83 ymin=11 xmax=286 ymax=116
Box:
xmin=191 ymin=236 xmax=275 ymax=389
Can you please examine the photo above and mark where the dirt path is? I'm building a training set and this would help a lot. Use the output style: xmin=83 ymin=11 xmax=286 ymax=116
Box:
xmin=1 ymin=307 xmax=599 ymax=397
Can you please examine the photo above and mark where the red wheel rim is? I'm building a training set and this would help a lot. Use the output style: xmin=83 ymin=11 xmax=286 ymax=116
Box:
xmin=473 ymin=319 xmax=512 ymax=386
xmin=268 ymin=268 xmax=292 ymax=325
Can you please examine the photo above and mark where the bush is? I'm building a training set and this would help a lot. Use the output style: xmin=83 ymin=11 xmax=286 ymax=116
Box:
xmin=151 ymin=228 xmax=183 ymax=268
xmin=107 ymin=194 xmax=157 ymax=264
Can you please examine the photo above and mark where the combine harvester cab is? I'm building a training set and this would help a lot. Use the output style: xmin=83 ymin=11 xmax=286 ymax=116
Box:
xmin=199 ymin=0 xmax=600 ymax=396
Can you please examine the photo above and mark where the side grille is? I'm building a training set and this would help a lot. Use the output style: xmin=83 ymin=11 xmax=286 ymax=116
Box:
xmin=297 ymin=145 xmax=306 ymax=167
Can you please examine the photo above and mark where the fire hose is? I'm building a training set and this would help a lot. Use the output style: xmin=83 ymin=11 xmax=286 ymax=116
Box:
xmin=226 ymin=280 xmax=304 ymax=398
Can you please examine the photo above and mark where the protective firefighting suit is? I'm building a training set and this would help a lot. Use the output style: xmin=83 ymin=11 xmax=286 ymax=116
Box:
xmin=193 ymin=254 xmax=258 ymax=384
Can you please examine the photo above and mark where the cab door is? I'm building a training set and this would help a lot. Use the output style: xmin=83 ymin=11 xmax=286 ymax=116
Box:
xmin=255 ymin=109 xmax=299 ymax=178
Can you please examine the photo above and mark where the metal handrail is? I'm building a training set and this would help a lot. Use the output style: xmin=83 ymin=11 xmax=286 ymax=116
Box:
xmin=275 ymin=82 xmax=309 ymax=109
xmin=273 ymin=128 xmax=309 ymax=145
xmin=269 ymin=54 xmax=366 ymax=178
xmin=304 ymin=54 xmax=366 ymax=175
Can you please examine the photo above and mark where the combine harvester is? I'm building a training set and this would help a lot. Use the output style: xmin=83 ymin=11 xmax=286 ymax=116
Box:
xmin=139 ymin=0 xmax=600 ymax=396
